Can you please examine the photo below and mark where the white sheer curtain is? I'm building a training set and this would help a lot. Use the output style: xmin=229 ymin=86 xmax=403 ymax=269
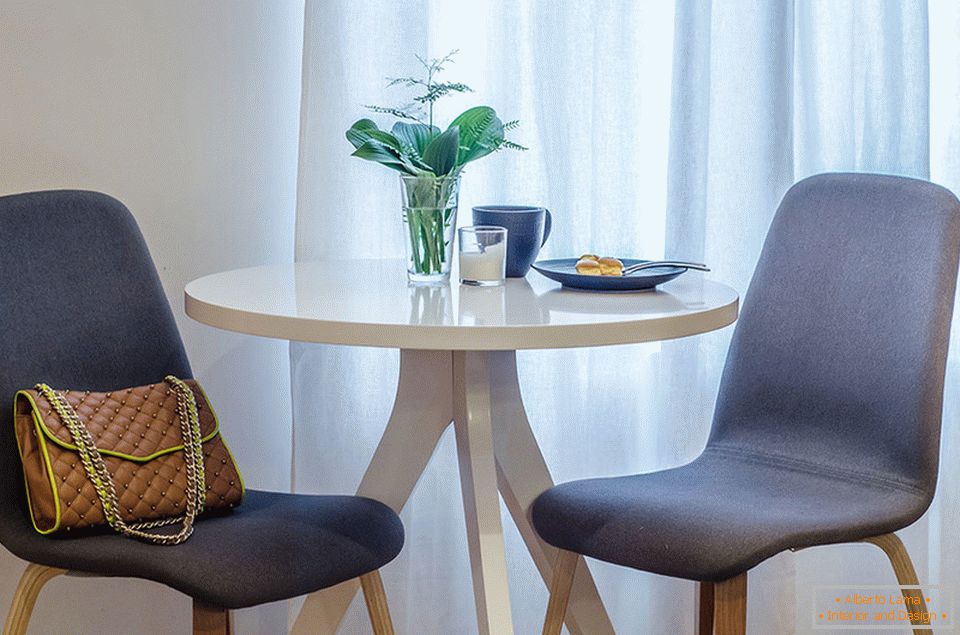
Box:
xmin=293 ymin=1 xmax=960 ymax=632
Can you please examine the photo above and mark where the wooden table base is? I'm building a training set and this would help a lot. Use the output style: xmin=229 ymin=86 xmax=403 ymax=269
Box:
xmin=290 ymin=349 xmax=615 ymax=635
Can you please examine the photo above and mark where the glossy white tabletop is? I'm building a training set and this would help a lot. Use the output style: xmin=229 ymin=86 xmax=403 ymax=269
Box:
xmin=184 ymin=259 xmax=739 ymax=350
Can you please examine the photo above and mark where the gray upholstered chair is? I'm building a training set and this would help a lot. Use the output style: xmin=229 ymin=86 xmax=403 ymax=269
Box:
xmin=532 ymin=173 xmax=960 ymax=635
xmin=0 ymin=190 xmax=404 ymax=635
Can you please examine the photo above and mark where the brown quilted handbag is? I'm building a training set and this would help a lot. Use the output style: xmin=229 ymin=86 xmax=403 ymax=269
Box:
xmin=14 ymin=376 xmax=244 ymax=544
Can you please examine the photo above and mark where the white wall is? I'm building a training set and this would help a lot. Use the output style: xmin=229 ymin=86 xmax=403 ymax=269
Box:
xmin=0 ymin=1 xmax=304 ymax=633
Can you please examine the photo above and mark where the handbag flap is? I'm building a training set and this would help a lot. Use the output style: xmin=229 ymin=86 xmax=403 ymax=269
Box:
xmin=16 ymin=380 xmax=220 ymax=462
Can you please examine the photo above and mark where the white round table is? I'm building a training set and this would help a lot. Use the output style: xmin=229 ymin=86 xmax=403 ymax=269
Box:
xmin=185 ymin=259 xmax=738 ymax=635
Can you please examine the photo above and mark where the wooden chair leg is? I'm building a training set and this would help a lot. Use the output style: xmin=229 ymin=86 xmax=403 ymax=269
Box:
xmin=359 ymin=571 xmax=395 ymax=635
xmin=192 ymin=600 xmax=230 ymax=635
xmin=713 ymin=572 xmax=747 ymax=635
xmin=695 ymin=581 xmax=715 ymax=635
xmin=542 ymin=550 xmax=579 ymax=635
xmin=863 ymin=533 xmax=929 ymax=635
xmin=2 ymin=564 xmax=65 ymax=635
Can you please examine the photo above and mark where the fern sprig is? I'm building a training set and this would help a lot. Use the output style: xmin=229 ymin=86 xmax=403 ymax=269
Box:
xmin=363 ymin=103 xmax=424 ymax=123
xmin=414 ymin=82 xmax=474 ymax=106
xmin=416 ymin=49 xmax=460 ymax=77
xmin=498 ymin=139 xmax=528 ymax=151
xmin=368 ymin=50 xmax=473 ymax=128
xmin=385 ymin=77 xmax=428 ymax=88
xmin=351 ymin=50 xmax=526 ymax=179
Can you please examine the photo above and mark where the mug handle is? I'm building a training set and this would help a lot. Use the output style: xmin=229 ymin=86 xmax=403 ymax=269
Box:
xmin=541 ymin=209 xmax=552 ymax=246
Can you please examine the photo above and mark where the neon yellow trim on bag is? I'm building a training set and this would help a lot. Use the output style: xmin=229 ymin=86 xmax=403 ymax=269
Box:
xmin=194 ymin=383 xmax=245 ymax=498
xmin=16 ymin=390 xmax=220 ymax=463
xmin=12 ymin=394 xmax=62 ymax=534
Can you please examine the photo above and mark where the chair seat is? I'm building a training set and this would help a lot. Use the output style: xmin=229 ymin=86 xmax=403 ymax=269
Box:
xmin=4 ymin=489 xmax=404 ymax=609
xmin=531 ymin=447 xmax=929 ymax=582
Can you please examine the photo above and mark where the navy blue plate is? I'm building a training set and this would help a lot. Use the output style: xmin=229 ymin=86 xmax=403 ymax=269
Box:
xmin=531 ymin=258 xmax=686 ymax=291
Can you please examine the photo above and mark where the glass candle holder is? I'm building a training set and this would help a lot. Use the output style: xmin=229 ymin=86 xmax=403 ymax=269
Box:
xmin=458 ymin=226 xmax=507 ymax=286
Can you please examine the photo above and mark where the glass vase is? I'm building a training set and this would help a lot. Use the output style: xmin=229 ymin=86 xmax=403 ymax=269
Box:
xmin=400 ymin=174 xmax=460 ymax=283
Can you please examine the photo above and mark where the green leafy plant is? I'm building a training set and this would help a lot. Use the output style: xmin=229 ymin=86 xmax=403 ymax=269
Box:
xmin=345 ymin=51 xmax=525 ymax=279
xmin=345 ymin=50 xmax=525 ymax=178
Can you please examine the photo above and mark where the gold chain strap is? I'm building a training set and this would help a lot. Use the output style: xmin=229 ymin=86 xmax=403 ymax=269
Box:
xmin=34 ymin=376 xmax=206 ymax=545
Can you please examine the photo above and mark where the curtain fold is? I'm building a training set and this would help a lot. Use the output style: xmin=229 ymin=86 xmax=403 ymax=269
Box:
xmin=794 ymin=0 xmax=930 ymax=177
xmin=294 ymin=1 xmax=957 ymax=632
xmin=665 ymin=2 xmax=798 ymax=631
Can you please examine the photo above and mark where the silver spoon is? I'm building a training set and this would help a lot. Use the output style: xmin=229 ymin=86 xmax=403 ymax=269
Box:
xmin=622 ymin=260 xmax=711 ymax=275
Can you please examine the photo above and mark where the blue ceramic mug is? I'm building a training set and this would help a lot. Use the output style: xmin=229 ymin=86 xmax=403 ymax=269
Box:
xmin=471 ymin=205 xmax=552 ymax=277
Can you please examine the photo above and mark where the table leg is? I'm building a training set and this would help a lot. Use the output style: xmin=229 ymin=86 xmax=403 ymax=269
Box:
xmin=290 ymin=349 xmax=453 ymax=635
xmin=290 ymin=348 xmax=614 ymax=635
xmin=488 ymin=351 xmax=616 ymax=635
xmin=453 ymin=351 xmax=516 ymax=635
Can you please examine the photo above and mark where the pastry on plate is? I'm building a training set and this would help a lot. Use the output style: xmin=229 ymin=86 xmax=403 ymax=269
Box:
xmin=575 ymin=258 xmax=603 ymax=275
xmin=598 ymin=257 xmax=624 ymax=276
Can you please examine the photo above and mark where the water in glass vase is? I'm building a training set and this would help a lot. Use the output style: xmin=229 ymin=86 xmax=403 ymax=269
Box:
xmin=400 ymin=174 xmax=460 ymax=283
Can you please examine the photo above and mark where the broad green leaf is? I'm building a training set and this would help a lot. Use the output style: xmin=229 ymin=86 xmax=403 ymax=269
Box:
xmin=422 ymin=125 xmax=460 ymax=176
xmin=345 ymin=119 xmax=380 ymax=149
xmin=391 ymin=122 xmax=440 ymax=159
xmin=351 ymin=140 xmax=417 ymax=175
xmin=450 ymin=106 xmax=504 ymax=165
xmin=365 ymin=129 xmax=405 ymax=153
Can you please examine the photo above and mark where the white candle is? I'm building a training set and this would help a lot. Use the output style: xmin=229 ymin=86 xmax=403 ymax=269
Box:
xmin=460 ymin=241 xmax=506 ymax=283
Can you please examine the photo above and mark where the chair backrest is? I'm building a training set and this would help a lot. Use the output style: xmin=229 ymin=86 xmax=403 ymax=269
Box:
xmin=0 ymin=190 xmax=191 ymax=543
xmin=709 ymin=173 xmax=960 ymax=498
